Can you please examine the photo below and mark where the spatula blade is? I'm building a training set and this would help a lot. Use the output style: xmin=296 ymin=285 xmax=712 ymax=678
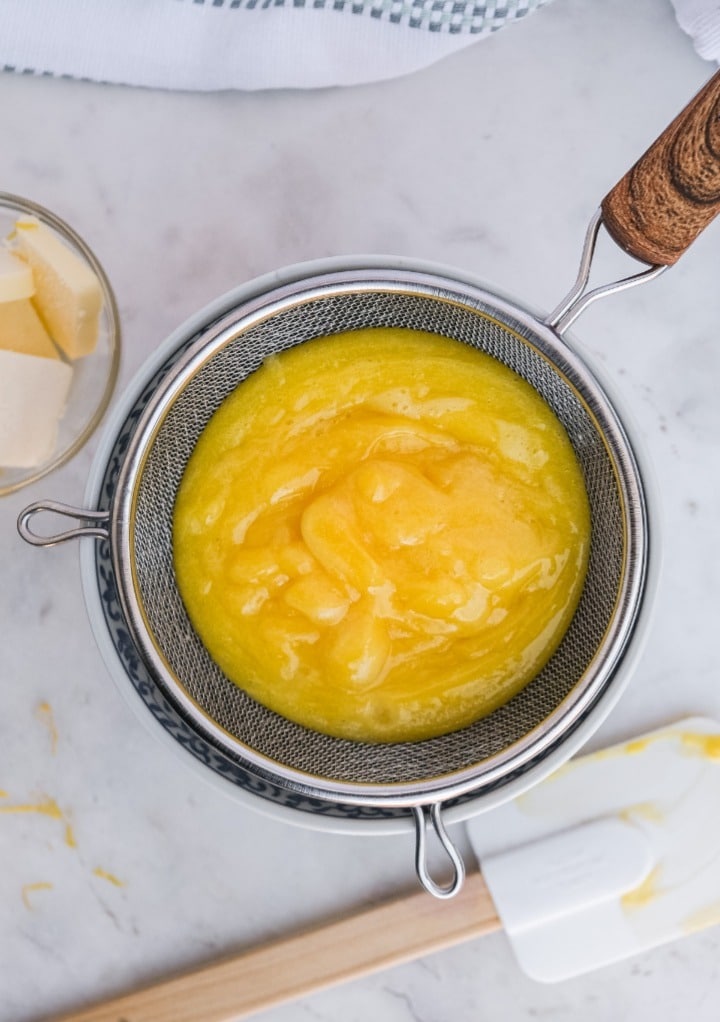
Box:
xmin=466 ymin=716 xmax=720 ymax=981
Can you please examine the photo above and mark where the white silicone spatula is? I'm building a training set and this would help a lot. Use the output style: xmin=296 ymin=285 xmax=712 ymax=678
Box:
xmin=468 ymin=715 xmax=720 ymax=981
xmin=54 ymin=717 xmax=720 ymax=1022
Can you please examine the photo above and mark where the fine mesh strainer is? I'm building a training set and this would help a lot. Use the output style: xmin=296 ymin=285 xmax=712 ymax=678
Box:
xmin=19 ymin=72 xmax=720 ymax=897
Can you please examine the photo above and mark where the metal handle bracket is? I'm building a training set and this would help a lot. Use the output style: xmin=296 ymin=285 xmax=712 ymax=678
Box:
xmin=546 ymin=209 xmax=667 ymax=335
xmin=412 ymin=803 xmax=465 ymax=900
xmin=17 ymin=501 xmax=110 ymax=547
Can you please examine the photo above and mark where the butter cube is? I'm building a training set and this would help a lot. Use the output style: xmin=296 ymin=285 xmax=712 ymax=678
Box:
xmin=0 ymin=247 xmax=35 ymax=303
xmin=14 ymin=217 xmax=102 ymax=359
xmin=0 ymin=299 xmax=59 ymax=360
xmin=0 ymin=349 xmax=73 ymax=467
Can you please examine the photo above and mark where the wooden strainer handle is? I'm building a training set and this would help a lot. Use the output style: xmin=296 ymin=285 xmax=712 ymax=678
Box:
xmin=602 ymin=70 xmax=720 ymax=266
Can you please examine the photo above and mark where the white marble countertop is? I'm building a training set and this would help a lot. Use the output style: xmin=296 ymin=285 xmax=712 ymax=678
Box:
xmin=2 ymin=0 xmax=720 ymax=1019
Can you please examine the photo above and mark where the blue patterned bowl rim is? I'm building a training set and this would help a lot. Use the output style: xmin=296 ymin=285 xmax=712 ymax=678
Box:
xmin=78 ymin=255 xmax=662 ymax=839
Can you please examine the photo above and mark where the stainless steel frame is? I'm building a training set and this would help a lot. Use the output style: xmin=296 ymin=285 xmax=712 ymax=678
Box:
xmin=18 ymin=213 xmax=661 ymax=897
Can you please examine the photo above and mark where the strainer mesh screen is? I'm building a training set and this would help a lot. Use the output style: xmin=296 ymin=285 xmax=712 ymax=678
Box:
xmin=132 ymin=291 xmax=624 ymax=785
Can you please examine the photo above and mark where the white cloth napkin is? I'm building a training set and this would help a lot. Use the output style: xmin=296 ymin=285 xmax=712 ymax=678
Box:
xmin=670 ymin=0 xmax=720 ymax=62
xmin=0 ymin=0 xmax=552 ymax=91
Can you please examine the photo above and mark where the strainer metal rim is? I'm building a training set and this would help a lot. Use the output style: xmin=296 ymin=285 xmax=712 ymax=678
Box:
xmin=104 ymin=265 xmax=650 ymax=809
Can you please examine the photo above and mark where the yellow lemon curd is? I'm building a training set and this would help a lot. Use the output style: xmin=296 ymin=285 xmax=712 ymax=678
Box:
xmin=173 ymin=328 xmax=590 ymax=743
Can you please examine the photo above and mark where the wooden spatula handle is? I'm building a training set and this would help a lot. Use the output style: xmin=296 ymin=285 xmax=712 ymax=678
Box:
xmin=52 ymin=872 xmax=500 ymax=1022
xmin=601 ymin=70 xmax=720 ymax=265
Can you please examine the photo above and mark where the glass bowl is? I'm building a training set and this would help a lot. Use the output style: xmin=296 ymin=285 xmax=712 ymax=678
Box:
xmin=0 ymin=192 xmax=120 ymax=496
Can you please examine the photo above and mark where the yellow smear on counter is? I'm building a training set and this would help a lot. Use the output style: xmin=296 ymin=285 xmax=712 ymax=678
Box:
xmin=0 ymin=795 xmax=76 ymax=847
xmin=621 ymin=866 xmax=662 ymax=911
xmin=587 ymin=728 xmax=720 ymax=764
xmin=0 ymin=796 xmax=63 ymax=820
xmin=21 ymin=882 xmax=53 ymax=910
xmin=174 ymin=327 xmax=590 ymax=743
xmin=92 ymin=867 xmax=124 ymax=887
xmin=0 ymin=790 xmax=7 ymax=798
xmin=683 ymin=900 xmax=720 ymax=934
xmin=680 ymin=733 xmax=720 ymax=760
xmin=620 ymin=801 xmax=665 ymax=824
xmin=35 ymin=700 xmax=58 ymax=754
xmin=623 ymin=737 xmax=652 ymax=755
xmin=619 ymin=729 xmax=720 ymax=760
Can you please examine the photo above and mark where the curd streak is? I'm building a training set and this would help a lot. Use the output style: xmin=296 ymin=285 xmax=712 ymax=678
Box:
xmin=173 ymin=328 xmax=591 ymax=742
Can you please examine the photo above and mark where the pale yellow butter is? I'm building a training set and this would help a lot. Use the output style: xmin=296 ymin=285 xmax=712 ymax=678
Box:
xmin=14 ymin=217 xmax=102 ymax=358
xmin=0 ymin=349 xmax=72 ymax=467
xmin=0 ymin=299 xmax=59 ymax=360
xmin=0 ymin=247 xmax=35 ymax=304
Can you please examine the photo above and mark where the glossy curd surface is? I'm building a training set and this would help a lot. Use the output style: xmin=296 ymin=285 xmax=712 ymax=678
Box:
xmin=173 ymin=327 xmax=590 ymax=742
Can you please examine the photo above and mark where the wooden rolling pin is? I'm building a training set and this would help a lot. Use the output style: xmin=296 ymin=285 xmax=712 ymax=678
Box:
xmin=52 ymin=873 xmax=500 ymax=1022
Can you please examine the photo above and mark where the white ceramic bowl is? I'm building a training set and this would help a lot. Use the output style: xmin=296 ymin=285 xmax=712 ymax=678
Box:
xmin=74 ymin=256 xmax=661 ymax=838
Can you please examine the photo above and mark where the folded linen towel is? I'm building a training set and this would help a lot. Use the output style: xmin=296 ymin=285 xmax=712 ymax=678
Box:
xmin=0 ymin=0 xmax=552 ymax=91
xmin=670 ymin=0 xmax=720 ymax=63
